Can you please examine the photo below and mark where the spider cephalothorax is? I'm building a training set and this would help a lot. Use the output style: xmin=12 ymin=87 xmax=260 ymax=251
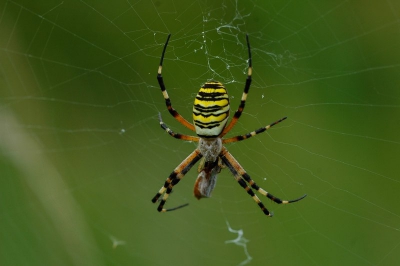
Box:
xmin=151 ymin=34 xmax=306 ymax=216
xmin=198 ymin=138 xmax=222 ymax=162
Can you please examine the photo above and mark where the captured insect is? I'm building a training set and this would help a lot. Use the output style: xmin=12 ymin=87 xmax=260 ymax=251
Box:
xmin=151 ymin=34 xmax=306 ymax=216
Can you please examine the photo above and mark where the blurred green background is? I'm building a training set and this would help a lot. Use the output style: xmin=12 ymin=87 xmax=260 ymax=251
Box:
xmin=1 ymin=0 xmax=400 ymax=265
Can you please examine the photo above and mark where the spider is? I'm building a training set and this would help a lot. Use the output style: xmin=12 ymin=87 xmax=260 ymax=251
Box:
xmin=151 ymin=34 xmax=306 ymax=216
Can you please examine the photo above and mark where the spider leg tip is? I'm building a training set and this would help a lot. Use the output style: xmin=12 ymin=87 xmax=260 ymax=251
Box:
xmin=292 ymin=193 xmax=307 ymax=202
xmin=165 ymin=203 xmax=189 ymax=212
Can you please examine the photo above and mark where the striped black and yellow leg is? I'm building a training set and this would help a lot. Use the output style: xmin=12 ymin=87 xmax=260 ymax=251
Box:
xmin=242 ymin=171 xmax=307 ymax=204
xmin=220 ymin=148 xmax=272 ymax=216
xmin=223 ymin=116 xmax=287 ymax=144
xmin=219 ymin=147 xmax=306 ymax=216
xmin=157 ymin=34 xmax=196 ymax=132
xmin=151 ymin=149 xmax=203 ymax=212
xmin=158 ymin=113 xmax=199 ymax=142
xmin=221 ymin=34 xmax=252 ymax=137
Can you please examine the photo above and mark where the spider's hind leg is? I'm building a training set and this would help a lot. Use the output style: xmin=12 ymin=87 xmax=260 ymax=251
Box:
xmin=157 ymin=34 xmax=195 ymax=132
xmin=220 ymin=34 xmax=253 ymax=137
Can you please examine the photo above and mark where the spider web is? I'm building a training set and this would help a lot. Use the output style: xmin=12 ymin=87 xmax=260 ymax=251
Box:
xmin=1 ymin=0 xmax=400 ymax=265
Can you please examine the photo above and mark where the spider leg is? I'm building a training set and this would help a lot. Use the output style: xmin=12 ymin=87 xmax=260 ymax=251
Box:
xmin=158 ymin=113 xmax=199 ymax=142
xmin=220 ymin=34 xmax=252 ymax=137
xmin=151 ymin=149 xmax=203 ymax=212
xmin=219 ymin=147 xmax=306 ymax=216
xmin=223 ymin=116 xmax=287 ymax=144
xmin=157 ymin=34 xmax=196 ymax=132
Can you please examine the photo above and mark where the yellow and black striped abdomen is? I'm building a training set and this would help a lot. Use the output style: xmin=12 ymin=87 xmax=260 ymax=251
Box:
xmin=193 ymin=81 xmax=230 ymax=138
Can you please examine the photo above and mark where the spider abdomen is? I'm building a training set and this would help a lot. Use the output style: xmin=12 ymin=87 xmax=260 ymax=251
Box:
xmin=193 ymin=81 xmax=230 ymax=138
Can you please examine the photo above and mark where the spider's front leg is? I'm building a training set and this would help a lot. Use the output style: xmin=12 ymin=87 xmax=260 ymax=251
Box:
xmin=151 ymin=149 xmax=202 ymax=212
xmin=219 ymin=147 xmax=306 ymax=216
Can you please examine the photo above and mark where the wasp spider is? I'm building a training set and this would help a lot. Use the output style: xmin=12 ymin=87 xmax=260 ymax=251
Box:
xmin=151 ymin=34 xmax=306 ymax=216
